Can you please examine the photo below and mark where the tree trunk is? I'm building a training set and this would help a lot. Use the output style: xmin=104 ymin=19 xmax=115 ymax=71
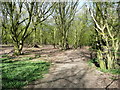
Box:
xmin=53 ymin=43 xmax=56 ymax=49
xmin=65 ymin=38 xmax=69 ymax=50
xmin=14 ymin=40 xmax=23 ymax=55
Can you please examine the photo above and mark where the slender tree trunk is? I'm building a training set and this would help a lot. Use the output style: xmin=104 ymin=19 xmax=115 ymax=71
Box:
xmin=40 ymin=29 xmax=43 ymax=45
xmin=64 ymin=38 xmax=69 ymax=50
xmin=74 ymin=29 xmax=78 ymax=49
xmin=53 ymin=28 xmax=56 ymax=48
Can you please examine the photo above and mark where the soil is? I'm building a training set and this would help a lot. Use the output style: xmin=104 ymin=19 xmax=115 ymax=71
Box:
xmin=1 ymin=45 xmax=119 ymax=88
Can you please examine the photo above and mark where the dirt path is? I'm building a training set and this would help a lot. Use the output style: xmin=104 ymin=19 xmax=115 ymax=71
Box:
xmin=21 ymin=46 xmax=119 ymax=88
xmin=1 ymin=45 xmax=119 ymax=88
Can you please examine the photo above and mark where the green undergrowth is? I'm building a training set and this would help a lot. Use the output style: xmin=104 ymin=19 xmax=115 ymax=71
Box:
xmin=97 ymin=68 xmax=120 ymax=74
xmin=88 ymin=58 xmax=120 ymax=75
xmin=1 ymin=54 xmax=50 ymax=89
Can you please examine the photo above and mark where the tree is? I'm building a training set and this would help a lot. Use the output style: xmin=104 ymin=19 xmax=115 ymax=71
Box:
xmin=53 ymin=1 xmax=78 ymax=50
xmin=0 ymin=2 xmax=55 ymax=55
xmin=31 ymin=2 xmax=56 ymax=46
xmin=0 ymin=2 xmax=34 ymax=55
xmin=89 ymin=2 xmax=120 ymax=70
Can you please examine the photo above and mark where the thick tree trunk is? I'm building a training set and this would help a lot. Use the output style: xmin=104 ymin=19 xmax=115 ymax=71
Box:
xmin=14 ymin=40 xmax=23 ymax=55
xmin=61 ymin=37 xmax=69 ymax=50
xmin=61 ymin=31 xmax=69 ymax=50
xmin=53 ymin=43 xmax=56 ymax=49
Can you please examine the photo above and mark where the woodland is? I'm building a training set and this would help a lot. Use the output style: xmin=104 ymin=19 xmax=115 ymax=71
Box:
xmin=0 ymin=1 xmax=120 ymax=89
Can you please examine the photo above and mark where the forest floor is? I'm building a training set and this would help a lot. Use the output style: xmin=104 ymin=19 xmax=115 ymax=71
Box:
xmin=0 ymin=45 xmax=119 ymax=88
